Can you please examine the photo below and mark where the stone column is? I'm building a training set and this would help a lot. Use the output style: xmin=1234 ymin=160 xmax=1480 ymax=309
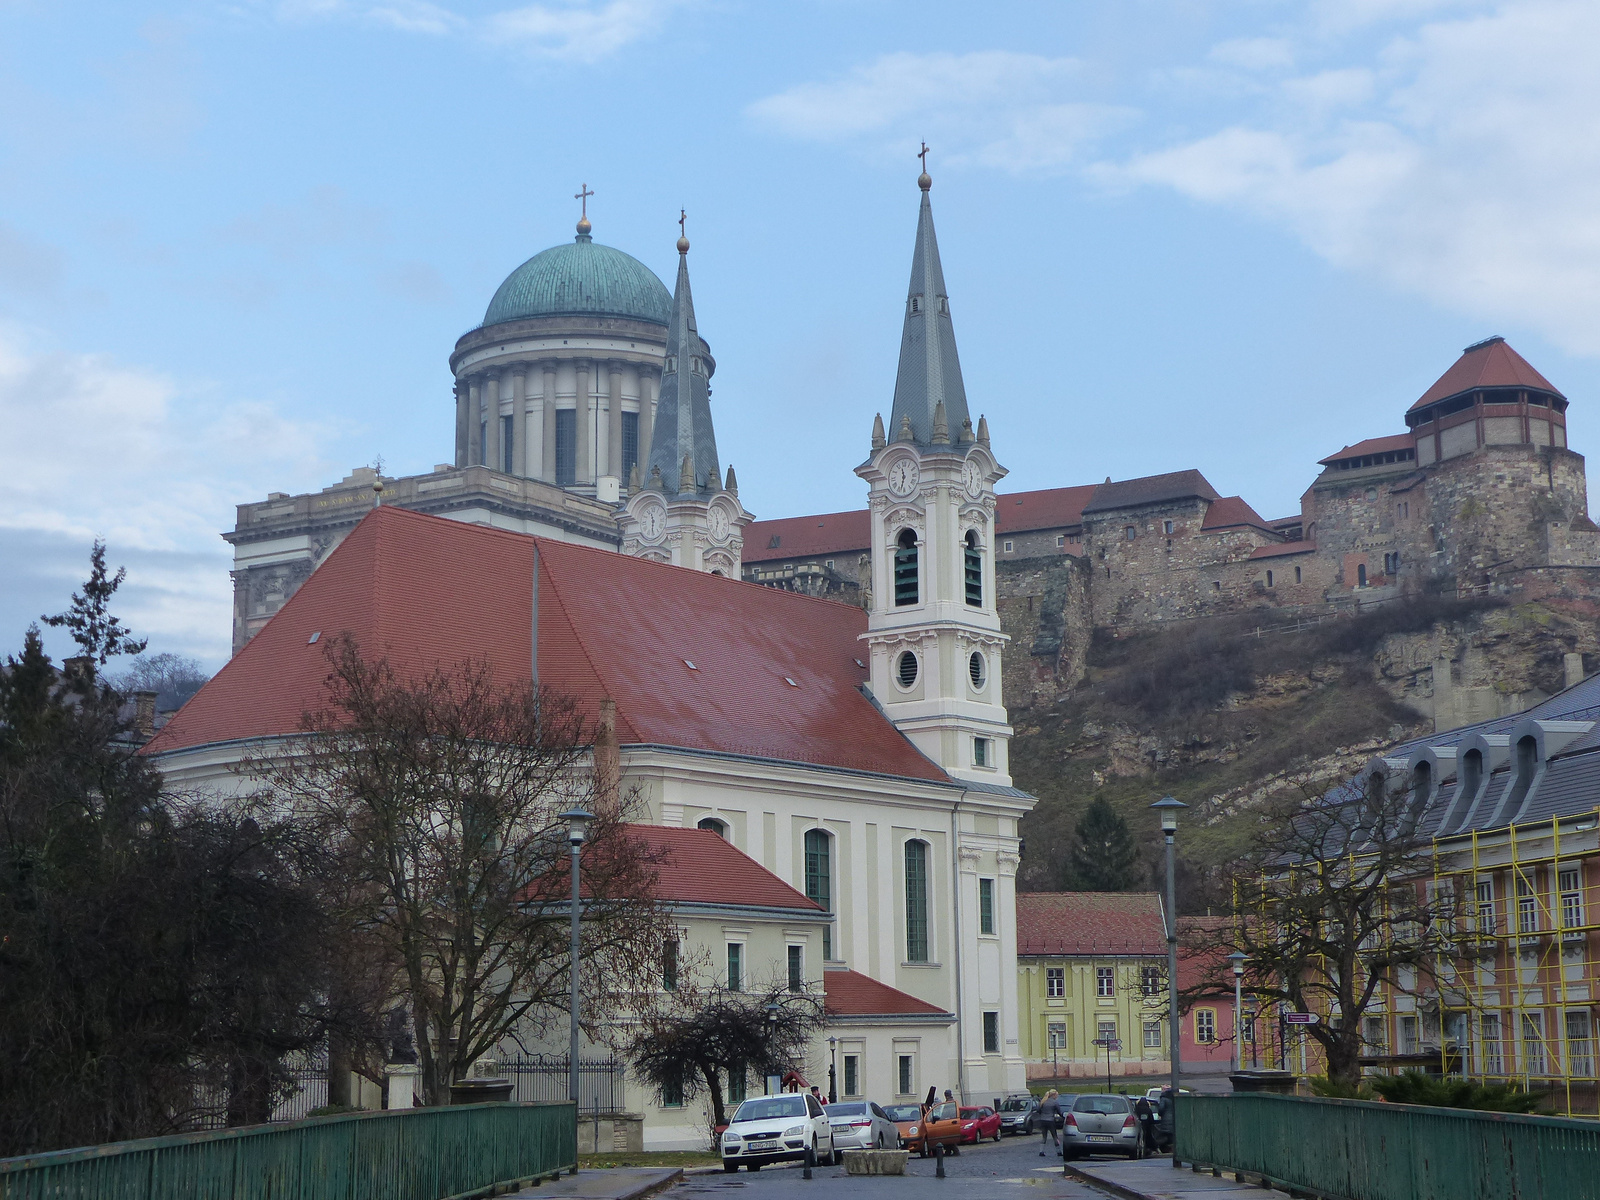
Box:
xmin=526 ymin=360 xmax=545 ymax=483
xmin=608 ymin=361 xmax=625 ymax=480
xmin=639 ymin=369 xmax=656 ymax=470
xmin=485 ymin=374 xmax=502 ymax=474
xmin=542 ymin=365 xmax=558 ymax=482
xmin=467 ymin=378 xmax=482 ymax=466
xmin=454 ymin=378 xmax=468 ymax=467
xmin=575 ymin=360 xmax=592 ymax=485
xmin=385 ymin=1063 xmax=421 ymax=1110
xmin=511 ymin=368 xmax=527 ymax=477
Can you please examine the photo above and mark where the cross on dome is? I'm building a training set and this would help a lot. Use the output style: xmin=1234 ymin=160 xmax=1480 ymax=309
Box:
xmin=575 ymin=182 xmax=594 ymax=237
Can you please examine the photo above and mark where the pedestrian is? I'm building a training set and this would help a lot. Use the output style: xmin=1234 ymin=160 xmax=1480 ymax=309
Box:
xmin=810 ymin=1085 xmax=822 ymax=1104
xmin=1154 ymin=1086 xmax=1175 ymax=1153
xmin=1133 ymin=1095 xmax=1157 ymax=1156
xmin=944 ymin=1089 xmax=955 ymax=1104
xmin=1036 ymin=1089 xmax=1062 ymax=1155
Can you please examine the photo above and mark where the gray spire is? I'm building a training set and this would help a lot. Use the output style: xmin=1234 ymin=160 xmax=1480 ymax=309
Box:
xmin=644 ymin=231 xmax=721 ymax=496
xmin=888 ymin=174 xmax=970 ymax=446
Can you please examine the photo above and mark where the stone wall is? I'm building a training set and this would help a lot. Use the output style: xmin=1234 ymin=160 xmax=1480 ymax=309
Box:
xmin=997 ymin=555 xmax=1091 ymax=710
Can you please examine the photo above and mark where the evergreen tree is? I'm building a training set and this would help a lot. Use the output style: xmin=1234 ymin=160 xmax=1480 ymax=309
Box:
xmin=41 ymin=540 xmax=147 ymax=670
xmin=1063 ymin=796 xmax=1139 ymax=891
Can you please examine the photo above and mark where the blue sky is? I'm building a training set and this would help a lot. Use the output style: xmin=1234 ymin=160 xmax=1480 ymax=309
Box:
xmin=4 ymin=0 xmax=1600 ymax=668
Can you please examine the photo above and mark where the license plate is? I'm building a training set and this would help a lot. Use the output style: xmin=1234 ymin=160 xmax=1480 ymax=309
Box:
xmin=748 ymin=1140 xmax=778 ymax=1151
xmin=1086 ymin=1135 xmax=1113 ymax=1143
xmin=831 ymin=1125 xmax=851 ymax=1132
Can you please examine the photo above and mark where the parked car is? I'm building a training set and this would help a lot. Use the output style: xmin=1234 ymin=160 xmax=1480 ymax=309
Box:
xmin=997 ymin=1093 xmax=1039 ymax=1136
xmin=902 ymin=1100 xmax=964 ymax=1157
xmin=883 ymin=1103 xmax=923 ymax=1149
xmin=721 ymin=1093 xmax=836 ymax=1172
xmin=1061 ymin=1093 xmax=1140 ymax=1160
xmin=824 ymin=1101 xmax=900 ymax=1151
xmin=959 ymin=1105 xmax=1002 ymax=1143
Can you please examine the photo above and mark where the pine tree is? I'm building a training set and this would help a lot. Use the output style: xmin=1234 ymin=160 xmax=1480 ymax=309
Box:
xmin=1063 ymin=795 xmax=1139 ymax=891
xmin=41 ymin=540 xmax=147 ymax=670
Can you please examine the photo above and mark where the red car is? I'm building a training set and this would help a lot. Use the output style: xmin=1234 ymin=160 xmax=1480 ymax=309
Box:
xmin=959 ymin=1106 xmax=1002 ymax=1143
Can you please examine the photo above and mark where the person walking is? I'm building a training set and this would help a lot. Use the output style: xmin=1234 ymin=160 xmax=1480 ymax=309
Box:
xmin=1036 ymin=1089 xmax=1063 ymax=1155
xmin=1154 ymin=1086 xmax=1175 ymax=1153
xmin=1133 ymin=1095 xmax=1157 ymax=1157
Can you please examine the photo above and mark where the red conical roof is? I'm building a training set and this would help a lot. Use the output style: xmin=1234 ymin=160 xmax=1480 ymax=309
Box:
xmin=1408 ymin=337 xmax=1563 ymax=413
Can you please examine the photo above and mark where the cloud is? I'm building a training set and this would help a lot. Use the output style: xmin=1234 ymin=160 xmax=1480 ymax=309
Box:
xmin=748 ymin=52 xmax=1133 ymax=173
xmin=0 ymin=325 xmax=336 ymax=666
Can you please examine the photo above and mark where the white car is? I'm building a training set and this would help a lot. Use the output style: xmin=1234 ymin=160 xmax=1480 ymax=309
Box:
xmin=721 ymin=1093 xmax=835 ymax=1172
xmin=824 ymin=1100 xmax=900 ymax=1151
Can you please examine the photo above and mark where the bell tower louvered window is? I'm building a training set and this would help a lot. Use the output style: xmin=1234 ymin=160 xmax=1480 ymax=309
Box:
xmin=964 ymin=529 xmax=982 ymax=606
xmin=894 ymin=529 xmax=919 ymax=606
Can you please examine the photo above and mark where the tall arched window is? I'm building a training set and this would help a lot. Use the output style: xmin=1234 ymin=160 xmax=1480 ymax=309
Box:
xmin=805 ymin=829 xmax=833 ymax=961
xmin=894 ymin=530 xmax=919 ymax=606
xmin=904 ymin=839 xmax=929 ymax=963
xmin=964 ymin=529 xmax=983 ymax=607
xmin=697 ymin=816 xmax=727 ymax=839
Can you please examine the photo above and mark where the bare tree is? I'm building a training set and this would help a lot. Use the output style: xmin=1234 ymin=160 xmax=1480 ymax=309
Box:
xmin=1186 ymin=775 xmax=1458 ymax=1087
xmin=256 ymin=638 xmax=673 ymax=1106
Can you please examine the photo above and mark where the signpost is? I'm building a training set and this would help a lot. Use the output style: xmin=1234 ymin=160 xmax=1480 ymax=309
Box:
xmin=1283 ymin=1013 xmax=1319 ymax=1025
xmin=1091 ymin=1037 xmax=1121 ymax=1093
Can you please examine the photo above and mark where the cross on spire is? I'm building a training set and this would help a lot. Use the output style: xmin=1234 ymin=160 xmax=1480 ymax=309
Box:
xmin=918 ymin=142 xmax=930 ymax=172
xmin=575 ymin=183 xmax=593 ymax=219
xmin=679 ymin=208 xmax=687 ymax=237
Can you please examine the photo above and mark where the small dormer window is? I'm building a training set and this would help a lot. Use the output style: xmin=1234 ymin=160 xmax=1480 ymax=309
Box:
xmin=910 ymin=296 xmax=922 ymax=314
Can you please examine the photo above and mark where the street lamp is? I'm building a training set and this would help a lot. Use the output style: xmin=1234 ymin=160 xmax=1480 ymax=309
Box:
xmin=1227 ymin=952 xmax=1248 ymax=1074
xmin=561 ymin=807 xmax=594 ymax=1110
xmin=1150 ymin=796 xmax=1187 ymax=1161
xmin=764 ymin=1004 xmax=781 ymax=1095
xmin=828 ymin=1036 xmax=838 ymax=1103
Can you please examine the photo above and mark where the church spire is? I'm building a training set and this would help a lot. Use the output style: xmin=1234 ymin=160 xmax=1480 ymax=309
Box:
xmin=888 ymin=163 xmax=970 ymax=446
xmin=644 ymin=217 xmax=720 ymax=496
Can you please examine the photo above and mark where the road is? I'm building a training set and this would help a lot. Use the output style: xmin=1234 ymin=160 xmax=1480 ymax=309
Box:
xmin=668 ymin=1131 xmax=1114 ymax=1199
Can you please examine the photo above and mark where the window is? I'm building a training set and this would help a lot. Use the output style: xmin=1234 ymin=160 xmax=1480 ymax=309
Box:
xmin=979 ymin=878 xmax=995 ymax=935
xmin=621 ymin=410 xmax=640 ymax=484
xmin=697 ymin=816 xmax=727 ymax=838
xmin=1363 ymin=1016 xmax=1386 ymax=1051
xmin=1476 ymin=877 xmax=1497 ymax=934
xmin=1163 ymin=520 xmax=1174 ymax=535
xmin=1047 ymin=1021 xmax=1067 ymax=1050
xmin=1266 ymin=570 xmax=1274 ymax=587
xmin=1046 ymin=967 xmax=1065 ymax=998
xmin=1295 ymin=566 xmax=1302 ymax=584
xmin=661 ymin=1077 xmax=683 ymax=1107
xmin=1140 ymin=966 xmax=1162 ymax=997
xmin=555 ymin=408 xmax=577 ymax=485
xmin=1195 ymin=1010 xmax=1217 ymax=1044
xmin=1482 ymin=1015 xmax=1503 ymax=1074
xmin=1125 ymin=525 xmax=1136 ymax=541
xmin=728 ymin=1063 xmax=747 ymax=1104
xmin=973 ymin=737 xmax=990 ymax=768
xmin=727 ymin=942 xmax=743 ymax=992
xmin=897 ymin=650 xmax=919 ymax=689
xmin=805 ymin=829 xmax=832 ymax=961
xmin=1517 ymin=871 xmax=1539 ymax=934
xmin=1566 ymin=1010 xmax=1593 ymax=1076
xmin=1561 ymin=868 xmax=1583 ymax=930
xmin=983 ymin=1011 xmax=1000 ymax=1054
xmin=663 ymin=938 xmax=678 ymax=991
xmin=1003 ymin=540 xmax=1013 ymax=553
xmin=1507 ymin=735 xmax=1540 ymax=816
xmin=788 ymin=945 xmax=804 ymax=993
xmin=500 ymin=414 xmax=515 ymax=473
xmin=1144 ymin=1022 xmax=1163 ymax=1049
xmin=905 ymin=840 xmax=929 ymax=962
xmin=1097 ymin=1019 xmax=1117 ymax=1046
xmin=1357 ymin=563 xmax=1368 ymax=588
xmin=843 ymin=1054 xmax=860 ymax=1097
xmin=968 ymin=651 xmax=986 ymax=690
xmin=1399 ymin=1014 xmax=1419 ymax=1055
xmin=894 ymin=530 xmax=919 ymax=605
xmin=1522 ymin=1012 xmax=1547 ymax=1075
xmin=964 ymin=530 xmax=983 ymax=606
xmin=1056 ymin=535 xmax=1065 ymax=547
xmin=898 ymin=1054 xmax=915 ymax=1096
xmin=1096 ymin=967 xmax=1114 ymax=998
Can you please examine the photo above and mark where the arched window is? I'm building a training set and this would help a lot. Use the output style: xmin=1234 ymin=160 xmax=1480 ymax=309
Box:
xmin=894 ymin=529 xmax=919 ymax=606
xmin=964 ymin=529 xmax=983 ymax=607
xmin=1410 ymin=760 xmax=1432 ymax=811
xmin=1357 ymin=563 xmax=1368 ymax=588
xmin=904 ymin=839 xmax=929 ymax=963
xmin=805 ymin=829 xmax=833 ymax=961
xmin=697 ymin=816 xmax=727 ymax=839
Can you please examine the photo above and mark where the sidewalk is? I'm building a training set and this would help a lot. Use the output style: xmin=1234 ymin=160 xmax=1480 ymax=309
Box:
xmin=1068 ymin=1158 xmax=1293 ymax=1200
xmin=504 ymin=1167 xmax=682 ymax=1200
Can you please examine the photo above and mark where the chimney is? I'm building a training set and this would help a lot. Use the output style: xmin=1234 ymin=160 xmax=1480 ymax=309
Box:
xmin=63 ymin=656 xmax=94 ymax=687
xmin=595 ymin=697 xmax=620 ymax=810
xmin=132 ymin=690 xmax=158 ymax=737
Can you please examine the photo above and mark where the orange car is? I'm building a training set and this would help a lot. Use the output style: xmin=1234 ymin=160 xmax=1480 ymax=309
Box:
xmin=886 ymin=1101 xmax=964 ymax=1157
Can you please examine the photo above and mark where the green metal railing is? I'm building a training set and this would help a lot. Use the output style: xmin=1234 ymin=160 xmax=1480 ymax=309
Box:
xmin=0 ymin=1102 xmax=576 ymax=1200
xmin=1178 ymin=1093 xmax=1600 ymax=1200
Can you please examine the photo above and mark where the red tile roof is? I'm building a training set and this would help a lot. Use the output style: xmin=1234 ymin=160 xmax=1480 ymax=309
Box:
xmin=1016 ymin=892 xmax=1167 ymax=956
xmin=824 ymin=969 xmax=951 ymax=1017
xmin=1177 ymin=916 xmax=1232 ymax=996
xmin=1409 ymin=337 xmax=1563 ymax=412
xmin=994 ymin=485 xmax=1098 ymax=535
xmin=1317 ymin=434 xmax=1415 ymax=465
xmin=1081 ymin=470 xmax=1219 ymax=515
xmin=1247 ymin=540 xmax=1317 ymax=560
xmin=1200 ymin=496 xmax=1275 ymax=535
xmin=630 ymin=825 xmax=822 ymax=912
xmin=147 ymin=506 xmax=947 ymax=783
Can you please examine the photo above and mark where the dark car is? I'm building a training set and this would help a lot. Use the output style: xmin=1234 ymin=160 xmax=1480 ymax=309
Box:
xmin=997 ymin=1093 xmax=1039 ymax=1135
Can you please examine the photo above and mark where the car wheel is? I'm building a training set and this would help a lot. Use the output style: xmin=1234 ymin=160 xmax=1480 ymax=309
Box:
xmin=746 ymin=1163 xmax=761 ymax=1172
xmin=722 ymin=1162 xmax=739 ymax=1173
xmin=993 ymin=1129 xmax=1002 ymax=1143
xmin=876 ymin=1133 xmax=886 ymax=1149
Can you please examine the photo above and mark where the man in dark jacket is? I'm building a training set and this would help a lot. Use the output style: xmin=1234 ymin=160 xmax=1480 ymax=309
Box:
xmin=1154 ymin=1087 xmax=1175 ymax=1152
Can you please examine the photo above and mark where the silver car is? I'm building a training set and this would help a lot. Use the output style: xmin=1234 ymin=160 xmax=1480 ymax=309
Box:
xmin=824 ymin=1100 xmax=899 ymax=1151
xmin=1062 ymin=1093 xmax=1141 ymax=1159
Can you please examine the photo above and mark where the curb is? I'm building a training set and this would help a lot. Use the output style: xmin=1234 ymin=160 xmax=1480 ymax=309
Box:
xmin=1061 ymin=1162 xmax=1153 ymax=1200
xmin=613 ymin=1168 xmax=685 ymax=1200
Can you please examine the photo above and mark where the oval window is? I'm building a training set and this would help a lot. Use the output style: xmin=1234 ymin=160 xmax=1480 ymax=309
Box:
xmin=969 ymin=651 xmax=986 ymax=690
xmin=897 ymin=650 xmax=919 ymax=689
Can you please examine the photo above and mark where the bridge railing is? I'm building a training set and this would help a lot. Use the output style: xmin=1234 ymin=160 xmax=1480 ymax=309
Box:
xmin=1177 ymin=1092 xmax=1600 ymax=1200
xmin=0 ymin=1101 xmax=576 ymax=1200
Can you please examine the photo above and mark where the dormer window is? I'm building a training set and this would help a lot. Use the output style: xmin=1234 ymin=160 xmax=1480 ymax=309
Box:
xmin=1410 ymin=760 xmax=1432 ymax=810
xmin=910 ymin=296 xmax=922 ymax=314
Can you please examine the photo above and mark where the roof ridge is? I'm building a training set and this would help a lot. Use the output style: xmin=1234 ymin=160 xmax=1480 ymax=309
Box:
xmin=643 ymin=824 xmax=821 ymax=910
xmin=530 ymin=538 xmax=638 ymax=742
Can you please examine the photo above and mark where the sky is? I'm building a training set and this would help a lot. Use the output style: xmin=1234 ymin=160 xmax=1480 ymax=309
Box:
xmin=4 ymin=0 xmax=1600 ymax=670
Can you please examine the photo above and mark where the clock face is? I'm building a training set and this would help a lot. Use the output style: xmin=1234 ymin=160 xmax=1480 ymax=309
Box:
xmin=639 ymin=504 xmax=665 ymax=541
xmin=962 ymin=458 xmax=985 ymax=498
xmin=709 ymin=506 xmax=730 ymax=543
xmin=888 ymin=458 xmax=920 ymax=496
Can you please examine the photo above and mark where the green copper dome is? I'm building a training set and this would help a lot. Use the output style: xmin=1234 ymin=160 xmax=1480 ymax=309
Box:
xmin=482 ymin=233 xmax=671 ymax=329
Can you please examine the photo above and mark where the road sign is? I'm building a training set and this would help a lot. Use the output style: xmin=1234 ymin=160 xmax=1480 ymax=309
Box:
xmin=1091 ymin=1038 xmax=1122 ymax=1050
xmin=1283 ymin=1012 xmax=1320 ymax=1025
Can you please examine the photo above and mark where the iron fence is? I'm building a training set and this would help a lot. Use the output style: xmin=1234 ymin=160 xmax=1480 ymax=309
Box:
xmin=501 ymin=1056 xmax=627 ymax=1114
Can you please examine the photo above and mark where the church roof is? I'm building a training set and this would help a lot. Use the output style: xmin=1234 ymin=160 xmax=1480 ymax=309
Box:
xmin=1408 ymin=336 xmax=1563 ymax=413
xmin=1081 ymin=470 xmax=1220 ymax=516
xmin=889 ymin=177 xmax=971 ymax=445
xmin=824 ymin=968 xmax=952 ymax=1018
xmin=146 ymin=506 xmax=947 ymax=784
xmin=644 ymin=239 xmax=721 ymax=495
xmin=631 ymin=826 xmax=823 ymax=913
xmin=481 ymin=231 xmax=672 ymax=329
xmin=1016 ymin=892 xmax=1167 ymax=957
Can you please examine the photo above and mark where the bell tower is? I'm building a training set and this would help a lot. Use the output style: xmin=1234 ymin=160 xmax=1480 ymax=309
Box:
xmin=856 ymin=166 xmax=1011 ymax=785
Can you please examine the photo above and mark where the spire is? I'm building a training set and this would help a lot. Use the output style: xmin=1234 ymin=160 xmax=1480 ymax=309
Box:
xmin=644 ymin=225 xmax=721 ymax=497
xmin=888 ymin=166 xmax=971 ymax=446
xmin=724 ymin=464 xmax=738 ymax=494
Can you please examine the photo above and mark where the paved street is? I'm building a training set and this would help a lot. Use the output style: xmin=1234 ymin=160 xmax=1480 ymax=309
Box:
xmin=666 ymin=1134 xmax=1111 ymax=1199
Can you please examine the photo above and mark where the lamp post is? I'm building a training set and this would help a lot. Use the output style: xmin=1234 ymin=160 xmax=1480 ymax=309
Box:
xmin=560 ymin=807 xmax=594 ymax=1109
xmin=764 ymin=1003 xmax=781 ymax=1095
xmin=1227 ymin=952 xmax=1248 ymax=1074
xmin=1151 ymin=796 xmax=1187 ymax=1162
xmin=828 ymin=1036 xmax=838 ymax=1103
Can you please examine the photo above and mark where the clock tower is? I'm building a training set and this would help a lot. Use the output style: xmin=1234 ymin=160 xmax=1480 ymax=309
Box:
xmin=856 ymin=167 xmax=1011 ymax=785
xmin=620 ymin=227 xmax=751 ymax=574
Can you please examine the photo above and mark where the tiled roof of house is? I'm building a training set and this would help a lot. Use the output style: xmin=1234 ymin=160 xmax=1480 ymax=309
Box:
xmin=1016 ymin=892 xmax=1167 ymax=956
xmin=824 ymin=968 xmax=951 ymax=1017
xmin=1409 ymin=337 xmax=1563 ymax=412
xmin=631 ymin=825 xmax=822 ymax=912
xmin=1177 ymin=915 xmax=1231 ymax=995
xmin=1200 ymin=496 xmax=1276 ymax=536
xmin=1317 ymin=434 xmax=1415 ymax=465
xmin=994 ymin=485 xmax=1099 ymax=535
xmin=146 ymin=505 xmax=948 ymax=783
xmin=1081 ymin=470 xmax=1220 ymax=516
xmin=1247 ymin=540 xmax=1317 ymax=561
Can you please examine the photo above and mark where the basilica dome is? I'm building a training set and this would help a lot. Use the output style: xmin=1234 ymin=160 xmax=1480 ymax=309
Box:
xmin=481 ymin=232 xmax=671 ymax=329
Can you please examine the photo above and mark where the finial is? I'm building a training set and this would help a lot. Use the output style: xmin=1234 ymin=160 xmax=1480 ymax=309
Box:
xmin=932 ymin=400 xmax=949 ymax=443
xmin=648 ymin=463 xmax=663 ymax=490
xmin=677 ymin=208 xmax=689 ymax=254
xmin=976 ymin=415 xmax=990 ymax=446
xmin=680 ymin=453 xmax=695 ymax=492
xmin=575 ymin=182 xmax=594 ymax=238
xmin=725 ymin=464 xmax=738 ymax=494
xmin=917 ymin=142 xmax=932 ymax=191
xmin=372 ymin=477 xmax=383 ymax=507
xmin=959 ymin=417 xmax=974 ymax=444
xmin=896 ymin=414 xmax=915 ymax=443
xmin=871 ymin=412 xmax=886 ymax=451
xmin=628 ymin=461 xmax=641 ymax=491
